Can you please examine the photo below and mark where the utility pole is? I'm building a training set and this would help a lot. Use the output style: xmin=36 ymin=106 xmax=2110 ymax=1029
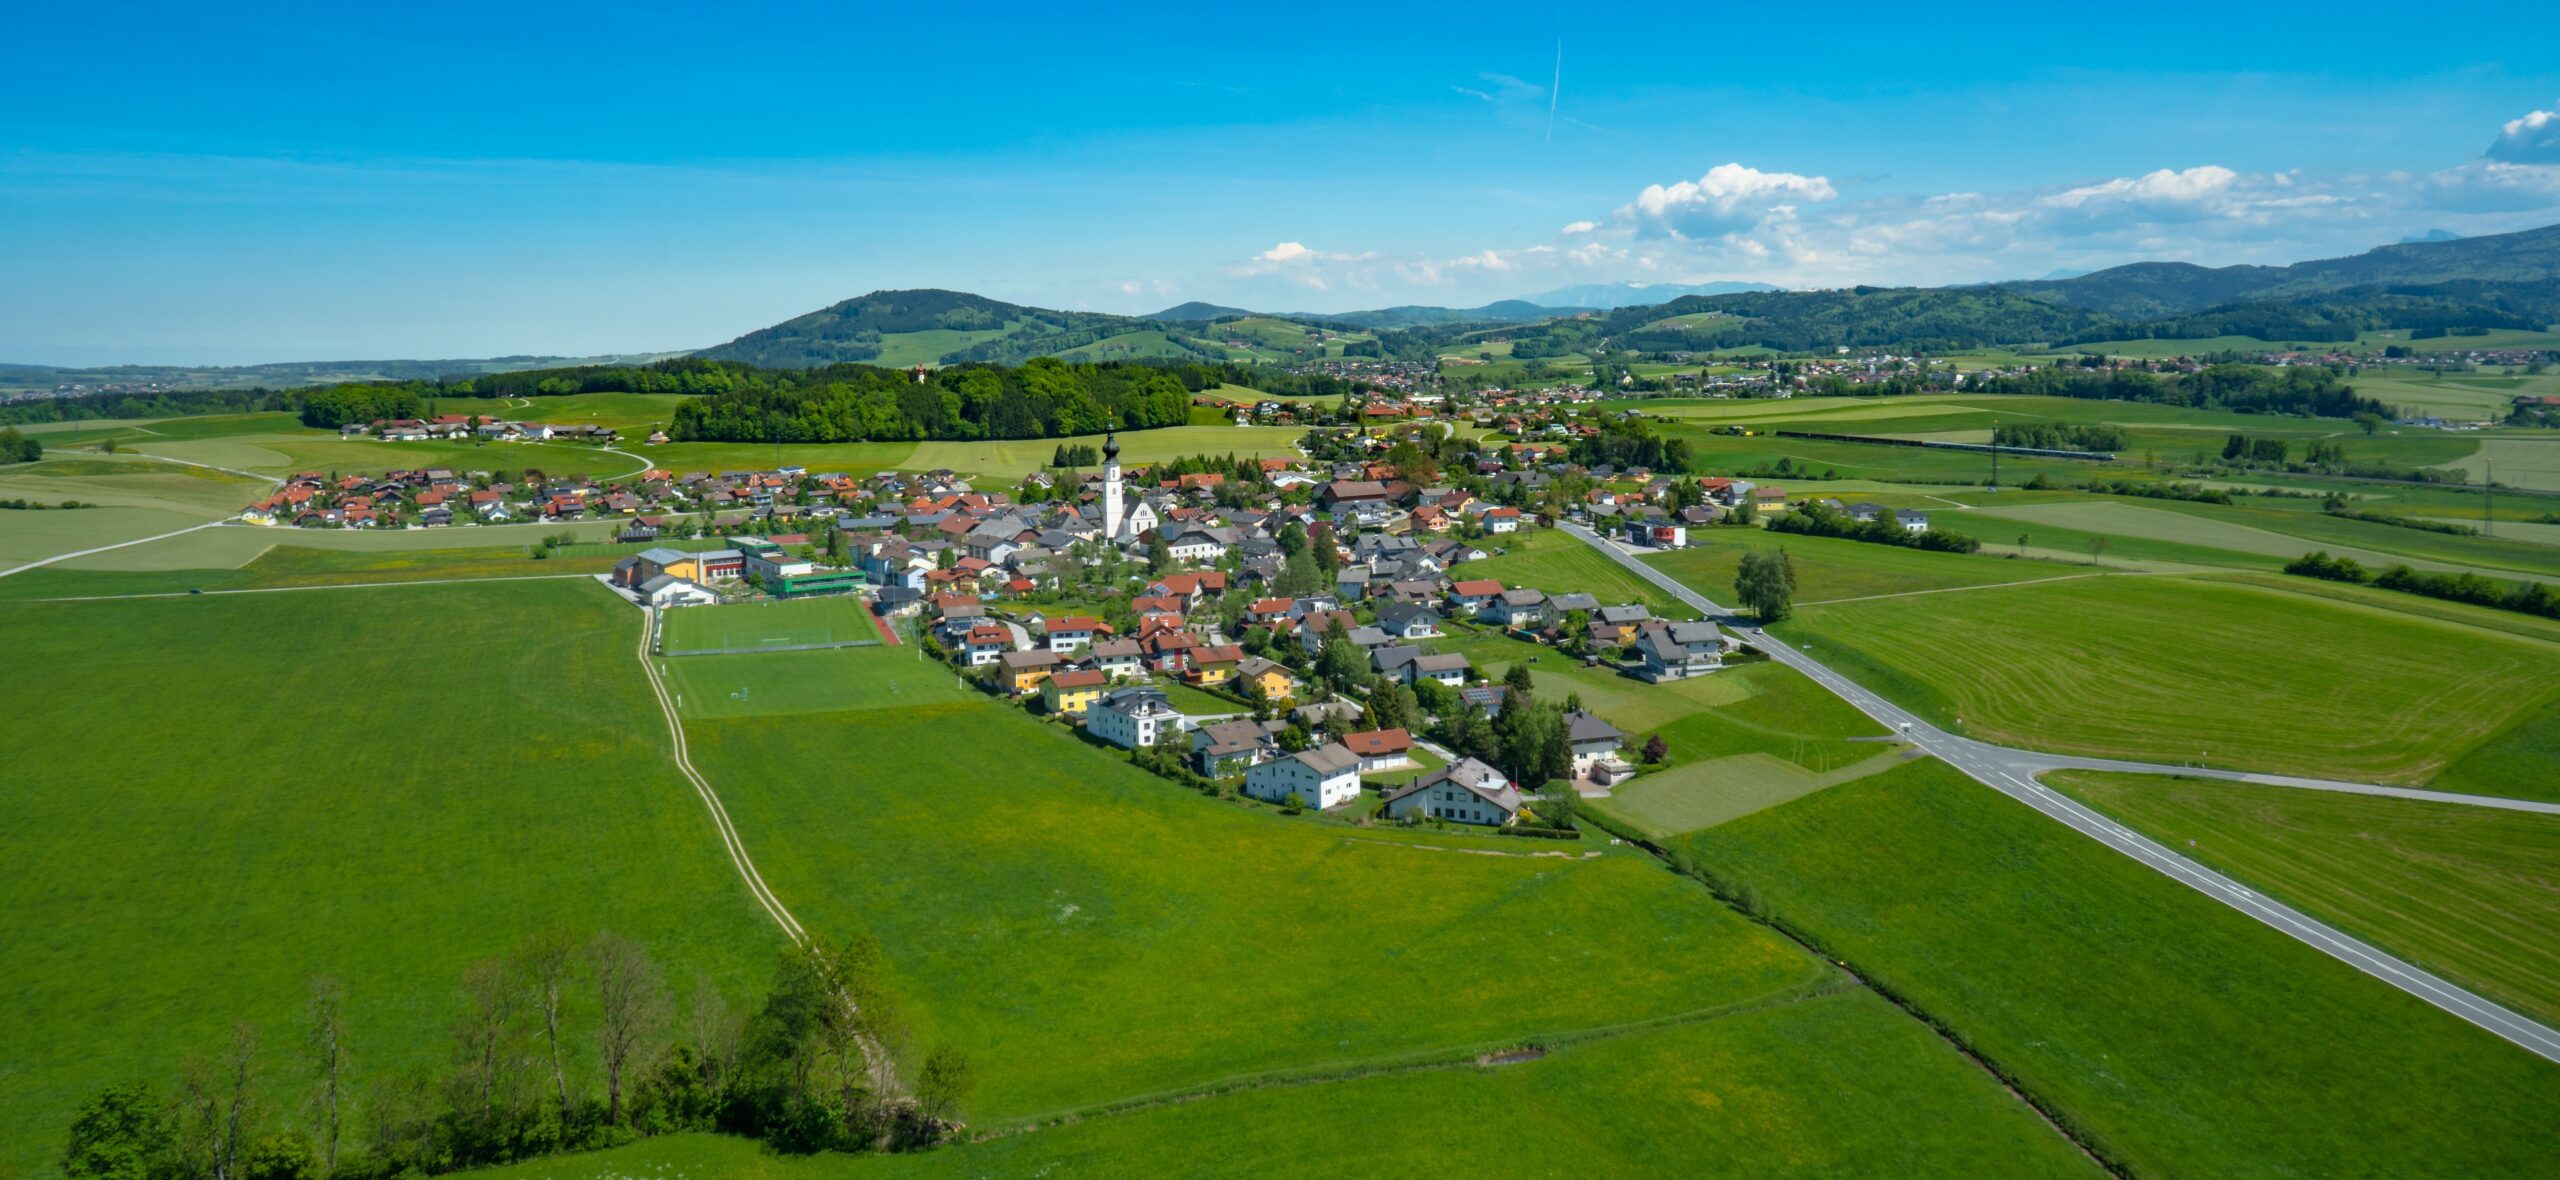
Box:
xmin=2484 ymin=460 xmax=2494 ymax=537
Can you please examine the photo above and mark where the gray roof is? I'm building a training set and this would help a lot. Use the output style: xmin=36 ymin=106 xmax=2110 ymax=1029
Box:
xmin=1597 ymin=604 xmax=1653 ymax=625
xmin=1372 ymin=645 xmax=1422 ymax=672
xmin=1548 ymin=592 xmax=1601 ymax=613
xmin=1292 ymin=743 xmax=1363 ymax=775
xmin=1194 ymin=718 xmax=1280 ymax=757
xmin=1384 ymin=757 xmax=1521 ymax=812
xmin=1566 ymin=710 xmax=1623 ymax=743
xmin=1412 ymin=653 xmax=1471 ymax=673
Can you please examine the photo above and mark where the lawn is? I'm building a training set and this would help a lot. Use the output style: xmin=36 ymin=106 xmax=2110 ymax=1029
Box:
xmin=0 ymin=504 xmax=212 ymax=567
xmin=1676 ymin=757 xmax=2560 ymax=1178
xmin=1601 ymin=747 xmax=1913 ymax=838
xmin=659 ymin=595 xmax=883 ymax=655
xmin=683 ymin=697 xmax=1833 ymax=1124
xmin=469 ymin=990 xmax=2096 ymax=1178
xmin=1429 ymin=626 xmax=1770 ymax=733
xmin=2047 ymin=771 xmax=2560 ymax=1028
xmin=1778 ymin=574 xmax=2560 ymax=786
xmin=1644 ymin=525 xmax=2083 ymax=605
xmin=0 ymin=580 xmax=781 ymax=1176
xmin=0 ymin=543 xmax=622 ymax=602
xmin=904 ymin=424 xmax=1304 ymax=480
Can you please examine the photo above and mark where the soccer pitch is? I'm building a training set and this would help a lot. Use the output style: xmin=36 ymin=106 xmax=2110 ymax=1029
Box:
xmin=658 ymin=595 xmax=882 ymax=655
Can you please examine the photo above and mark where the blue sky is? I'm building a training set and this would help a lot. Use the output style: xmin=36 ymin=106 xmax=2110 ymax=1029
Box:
xmin=6 ymin=1 xmax=2559 ymax=364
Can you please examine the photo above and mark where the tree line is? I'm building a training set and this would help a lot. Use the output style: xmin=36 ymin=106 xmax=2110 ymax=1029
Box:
xmin=1 ymin=424 xmax=42 ymax=462
xmin=61 ymin=931 xmax=974 ymax=1180
xmin=1766 ymin=500 xmax=1981 ymax=554
xmin=2284 ymin=551 xmax=2560 ymax=619
xmin=1991 ymin=422 xmax=2128 ymax=452
xmin=668 ymin=358 xmax=1193 ymax=444
xmin=1966 ymin=364 xmax=2390 ymax=420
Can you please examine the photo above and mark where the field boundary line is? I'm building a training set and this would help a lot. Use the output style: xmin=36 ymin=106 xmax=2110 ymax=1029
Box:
xmin=19 ymin=572 xmax=598 ymax=602
xmin=74 ymin=444 xmax=284 ymax=486
xmin=0 ymin=519 xmax=231 ymax=580
xmin=1796 ymin=571 xmax=2130 ymax=607
xmin=630 ymin=608 xmax=807 ymax=943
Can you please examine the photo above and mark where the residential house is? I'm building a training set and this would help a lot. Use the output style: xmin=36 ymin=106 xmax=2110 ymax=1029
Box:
xmin=1408 ymin=653 xmax=1470 ymax=688
xmin=1235 ymin=656 xmax=1299 ymax=703
xmin=1192 ymin=718 xmax=1282 ymax=777
xmin=1382 ymin=758 xmax=1521 ymax=826
xmin=961 ymin=624 xmax=1015 ymax=667
xmin=1447 ymin=579 xmax=1504 ymax=615
xmin=1041 ymin=668 xmax=1108 ymax=716
xmin=1088 ymin=638 xmax=1144 ymax=680
xmin=1243 ymin=743 xmax=1364 ymax=810
xmin=1041 ymin=615 xmax=1103 ymax=653
xmin=1000 ymin=648 xmax=1063 ymax=695
xmin=1481 ymin=588 xmax=1548 ymax=630
xmin=1564 ymin=711 xmax=1625 ymax=771
xmin=1894 ymin=509 xmax=1930 ymax=534
xmin=1375 ymin=601 xmax=1441 ymax=640
xmin=637 ymin=574 xmax=720 ymax=608
xmin=1340 ymin=728 xmax=1415 ymax=772
xmin=1088 ymin=686 xmax=1182 ymax=749
xmin=1634 ymin=620 xmax=1725 ymax=682
xmin=1187 ymin=643 xmax=1245 ymax=688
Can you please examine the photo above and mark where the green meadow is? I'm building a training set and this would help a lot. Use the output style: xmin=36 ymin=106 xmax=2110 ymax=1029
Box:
xmin=1643 ymin=525 xmax=2088 ymax=604
xmin=469 ymin=990 xmax=2097 ymax=1179
xmin=684 ymin=696 xmax=1833 ymax=1124
xmin=1458 ymin=526 xmax=1701 ymax=617
xmin=658 ymin=594 xmax=883 ymax=654
xmin=1773 ymin=574 xmax=2560 ymax=786
xmin=2049 ymin=771 xmax=2560 ymax=1027
xmin=1676 ymin=757 xmax=2560 ymax=1179
xmin=0 ymin=580 xmax=779 ymax=1176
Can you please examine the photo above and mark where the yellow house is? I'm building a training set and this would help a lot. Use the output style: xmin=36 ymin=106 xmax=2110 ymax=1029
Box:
xmin=1042 ymin=668 xmax=1109 ymax=715
xmin=1186 ymin=643 xmax=1244 ymax=688
xmin=1237 ymin=656 xmax=1297 ymax=703
xmin=1001 ymin=649 xmax=1061 ymax=695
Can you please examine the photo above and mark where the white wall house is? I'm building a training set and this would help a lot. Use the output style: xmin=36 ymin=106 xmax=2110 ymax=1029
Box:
xmin=1382 ymin=758 xmax=1521 ymax=826
xmin=1089 ymin=686 xmax=1182 ymax=749
xmin=1244 ymin=743 xmax=1364 ymax=810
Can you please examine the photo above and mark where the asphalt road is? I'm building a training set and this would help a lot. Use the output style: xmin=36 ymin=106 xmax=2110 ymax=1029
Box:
xmin=1563 ymin=523 xmax=2560 ymax=1063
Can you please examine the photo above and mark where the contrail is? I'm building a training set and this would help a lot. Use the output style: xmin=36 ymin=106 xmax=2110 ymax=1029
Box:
xmin=1546 ymin=40 xmax=1561 ymax=143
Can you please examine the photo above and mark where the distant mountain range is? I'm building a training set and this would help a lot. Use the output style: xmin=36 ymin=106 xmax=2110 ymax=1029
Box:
xmin=17 ymin=225 xmax=2556 ymax=388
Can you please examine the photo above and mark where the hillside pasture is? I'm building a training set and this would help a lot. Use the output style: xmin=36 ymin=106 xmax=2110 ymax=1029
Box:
xmin=0 ymin=580 xmax=779 ymax=1176
xmin=686 ymin=697 xmax=1832 ymax=1123
xmin=1677 ymin=757 xmax=2560 ymax=1179
xmin=2049 ymin=771 xmax=2560 ymax=1027
xmin=466 ymin=989 xmax=2098 ymax=1178
xmin=1777 ymin=574 xmax=2560 ymax=785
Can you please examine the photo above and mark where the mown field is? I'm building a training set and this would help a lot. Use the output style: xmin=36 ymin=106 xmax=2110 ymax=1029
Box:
xmin=471 ymin=990 xmax=2098 ymax=1178
xmin=2049 ymin=771 xmax=2560 ymax=1028
xmin=659 ymin=594 xmax=883 ymax=655
xmin=685 ymin=696 xmax=1836 ymax=1124
xmin=662 ymin=644 xmax=969 ymax=721
xmin=1457 ymin=527 xmax=1701 ymax=618
xmin=1772 ymin=573 xmax=2560 ymax=786
xmin=0 ymin=580 xmax=780 ymax=1176
xmin=1676 ymin=757 xmax=2560 ymax=1178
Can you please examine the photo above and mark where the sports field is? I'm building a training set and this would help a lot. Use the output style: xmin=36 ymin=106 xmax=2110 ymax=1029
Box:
xmin=468 ymin=990 xmax=2097 ymax=1178
xmin=2049 ymin=771 xmax=2560 ymax=1028
xmin=685 ymin=697 xmax=1834 ymax=1124
xmin=659 ymin=594 xmax=883 ymax=655
xmin=661 ymin=644 xmax=973 ymax=720
xmin=1677 ymin=757 xmax=2560 ymax=1178
xmin=1777 ymin=574 xmax=2560 ymax=785
xmin=0 ymin=579 xmax=779 ymax=1176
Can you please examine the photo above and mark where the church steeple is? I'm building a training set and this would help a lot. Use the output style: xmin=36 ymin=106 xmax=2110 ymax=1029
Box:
xmin=1100 ymin=429 xmax=1125 ymax=540
xmin=1102 ymin=430 xmax=1120 ymax=461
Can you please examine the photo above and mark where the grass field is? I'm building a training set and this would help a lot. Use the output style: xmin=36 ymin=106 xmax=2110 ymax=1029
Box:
xmin=469 ymin=990 xmax=2097 ymax=1178
xmin=0 ymin=504 xmax=212 ymax=566
xmin=2048 ymin=771 xmax=2560 ymax=1028
xmin=1776 ymin=574 xmax=2560 ymax=786
xmin=1945 ymin=498 xmax=2560 ymax=582
xmin=2434 ymin=436 xmax=2560 ymax=492
xmin=0 ymin=580 xmax=779 ymax=1176
xmin=662 ymin=644 xmax=974 ymax=720
xmin=1602 ymin=747 xmax=1914 ymax=837
xmin=1676 ymin=757 xmax=2560 ymax=1178
xmin=659 ymin=594 xmax=882 ymax=655
xmin=1644 ymin=526 xmax=2091 ymax=604
xmin=685 ymin=697 xmax=1834 ymax=1124
xmin=1429 ymin=626 xmax=1768 ymax=733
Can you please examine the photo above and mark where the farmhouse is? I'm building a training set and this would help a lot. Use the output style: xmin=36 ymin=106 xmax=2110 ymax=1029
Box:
xmin=1243 ymin=743 xmax=1364 ymax=810
xmin=1382 ymin=758 xmax=1520 ymax=826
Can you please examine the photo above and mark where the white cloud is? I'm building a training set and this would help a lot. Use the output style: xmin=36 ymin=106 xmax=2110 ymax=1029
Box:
xmin=2038 ymin=165 xmax=2240 ymax=225
xmin=1560 ymin=219 xmax=1598 ymax=234
xmin=1257 ymin=241 xmax=1312 ymax=263
xmin=2489 ymin=100 xmax=2560 ymax=164
xmin=2424 ymin=160 xmax=2560 ymax=212
xmin=1617 ymin=163 xmax=1837 ymax=239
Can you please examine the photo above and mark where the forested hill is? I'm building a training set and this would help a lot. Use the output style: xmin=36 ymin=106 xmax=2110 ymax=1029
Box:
xmin=696 ymin=289 xmax=1230 ymax=368
xmin=2003 ymin=222 xmax=2560 ymax=318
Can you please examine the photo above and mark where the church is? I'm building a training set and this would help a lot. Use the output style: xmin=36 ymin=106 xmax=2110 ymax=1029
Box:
xmin=1092 ymin=430 xmax=1157 ymax=544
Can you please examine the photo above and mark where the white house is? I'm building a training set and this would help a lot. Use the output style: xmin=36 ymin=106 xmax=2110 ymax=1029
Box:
xmin=1564 ymin=710 xmax=1624 ymax=772
xmin=1089 ymin=685 xmax=1182 ymax=749
xmin=1408 ymin=653 xmax=1470 ymax=688
xmin=1244 ymin=743 xmax=1364 ymax=810
xmin=639 ymin=575 xmax=720 ymax=609
xmin=1041 ymin=615 xmax=1102 ymax=653
xmin=1894 ymin=509 xmax=1930 ymax=534
xmin=1480 ymin=588 xmax=1548 ymax=629
xmin=1382 ymin=758 xmax=1521 ymax=826
xmin=1088 ymin=638 xmax=1144 ymax=680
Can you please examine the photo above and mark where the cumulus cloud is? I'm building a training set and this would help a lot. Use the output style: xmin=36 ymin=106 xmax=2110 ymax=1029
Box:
xmin=2038 ymin=165 xmax=2240 ymax=225
xmin=2489 ymin=100 xmax=2560 ymax=164
xmin=1617 ymin=163 xmax=1837 ymax=239
xmin=1559 ymin=220 xmax=1598 ymax=234
xmin=1257 ymin=241 xmax=1312 ymax=263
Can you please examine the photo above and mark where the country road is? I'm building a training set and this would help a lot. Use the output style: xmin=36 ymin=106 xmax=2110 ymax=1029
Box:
xmin=1561 ymin=522 xmax=2560 ymax=1063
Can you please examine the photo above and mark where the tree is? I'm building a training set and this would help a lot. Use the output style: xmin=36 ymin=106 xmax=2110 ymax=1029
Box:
xmin=913 ymin=1045 xmax=975 ymax=1129
xmin=62 ymin=1083 xmax=173 ymax=1180
xmin=454 ymin=957 xmax=524 ymax=1120
xmin=2354 ymin=411 xmax=2385 ymax=436
xmin=1147 ymin=531 xmax=1173 ymax=575
xmin=516 ymin=927 xmax=580 ymax=1119
xmin=1502 ymin=663 xmax=1535 ymax=701
xmin=1316 ymin=633 xmax=1365 ymax=691
xmin=591 ymin=932 xmax=673 ymax=1126
xmin=305 ymin=978 xmax=348 ymax=1175
xmin=1735 ymin=548 xmax=1797 ymax=622
xmin=1641 ymin=733 xmax=1668 ymax=764
xmin=1540 ymin=783 xmax=1582 ymax=830
xmin=242 ymin=1132 xmax=317 ymax=1180
xmin=177 ymin=1024 xmax=260 ymax=1180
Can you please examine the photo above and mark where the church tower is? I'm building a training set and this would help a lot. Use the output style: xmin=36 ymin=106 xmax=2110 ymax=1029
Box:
xmin=1100 ymin=430 xmax=1124 ymax=541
